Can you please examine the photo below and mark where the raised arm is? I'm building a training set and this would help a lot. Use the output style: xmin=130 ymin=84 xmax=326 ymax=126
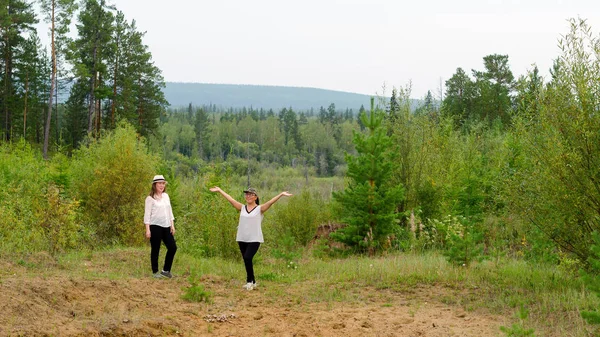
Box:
xmin=210 ymin=186 xmax=243 ymax=211
xmin=261 ymin=191 xmax=293 ymax=213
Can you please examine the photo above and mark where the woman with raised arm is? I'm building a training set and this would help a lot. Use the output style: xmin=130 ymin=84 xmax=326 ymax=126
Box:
xmin=210 ymin=186 xmax=292 ymax=290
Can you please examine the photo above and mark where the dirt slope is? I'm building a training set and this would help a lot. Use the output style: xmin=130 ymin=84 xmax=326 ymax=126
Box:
xmin=1 ymin=274 xmax=506 ymax=337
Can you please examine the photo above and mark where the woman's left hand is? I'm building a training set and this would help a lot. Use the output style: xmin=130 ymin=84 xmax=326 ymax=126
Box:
xmin=281 ymin=191 xmax=293 ymax=197
xmin=170 ymin=226 xmax=175 ymax=236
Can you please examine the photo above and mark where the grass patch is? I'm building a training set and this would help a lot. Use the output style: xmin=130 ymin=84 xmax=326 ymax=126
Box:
xmin=182 ymin=275 xmax=213 ymax=303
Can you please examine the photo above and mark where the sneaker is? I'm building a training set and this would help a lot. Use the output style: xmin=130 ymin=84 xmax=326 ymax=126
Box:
xmin=243 ymin=282 xmax=255 ymax=290
xmin=153 ymin=272 xmax=165 ymax=278
xmin=160 ymin=270 xmax=173 ymax=278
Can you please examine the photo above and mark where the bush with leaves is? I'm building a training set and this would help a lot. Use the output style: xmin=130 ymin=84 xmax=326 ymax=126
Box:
xmin=0 ymin=141 xmax=49 ymax=252
xmin=271 ymin=233 xmax=302 ymax=267
xmin=175 ymin=167 xmax=240 ymax=259
xmin=0 ymin=141 xmax=88 ymax=254
xmin=69 ymin=123 xmax=158 ymax=246
xmin=506 ymin=18 xmax=600 ymax=263
xmin=269 ymin=190 xmax=328 ymax=248
xmin=36 ymin=184 xmax=81 ymax=255
xmin=182 ymin=274 xmax=212 ymax=303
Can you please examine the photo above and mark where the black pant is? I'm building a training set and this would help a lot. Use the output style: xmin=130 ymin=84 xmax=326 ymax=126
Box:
xmin=238 ymin=241 xmax=261 ymax=283
xmin=150 ymin=225 xmax=177 ymax=273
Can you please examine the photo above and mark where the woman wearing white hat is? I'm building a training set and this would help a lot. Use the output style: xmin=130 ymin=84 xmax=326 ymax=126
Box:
xmin=144 ymin=175 xmax=177 ymax=278
xmin=210 ymin=186 xmax=292 ymax=290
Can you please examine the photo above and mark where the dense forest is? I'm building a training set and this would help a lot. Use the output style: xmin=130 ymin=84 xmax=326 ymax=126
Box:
xmin=0 ymin=0 xmax=166 ymax=158
xmin=3 ymin=0 xmax=600 ymax=305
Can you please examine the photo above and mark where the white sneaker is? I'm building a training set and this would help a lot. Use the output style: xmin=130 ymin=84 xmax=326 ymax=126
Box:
xmin=243 ymin=282 xmax=254 ymax=290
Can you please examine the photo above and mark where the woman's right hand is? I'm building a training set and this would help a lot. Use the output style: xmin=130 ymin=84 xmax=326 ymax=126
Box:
xmin=145 ymin=229 xmax=151 ymax=240
xmin=209 ymin=186 xmax=221 ymax=192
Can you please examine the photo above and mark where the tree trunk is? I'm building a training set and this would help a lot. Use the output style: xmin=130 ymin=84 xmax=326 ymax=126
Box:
xmin=43 ymin=0 xmax=56 ymax=159
xmin=137 ymin=78 xmax=143 ymax=127
xmin=111 ymin=35 xmax=119 ymax=129
xmin=23 ymin=72 xmax=28 ymax=137
xmin=87 ymin=47 xmax=97 ymax=134
xmin=96 ymin=83 xmax=101 ymax=134
xmin=55 ymin=71 xmax=59 ymax=145
xmin=3 ymin=33 xmax=11 ymax=142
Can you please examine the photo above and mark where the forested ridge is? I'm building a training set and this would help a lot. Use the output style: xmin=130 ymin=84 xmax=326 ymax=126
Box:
xmin=3 ymin=2 xmax=600 ymax=328
xmin=162 ymin=82 xmax=385 ymax=110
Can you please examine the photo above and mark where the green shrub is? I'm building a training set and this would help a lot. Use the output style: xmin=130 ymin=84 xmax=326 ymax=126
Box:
xmin=440 ymin=215 xmax=484 ymax=267
xmin=271 ymin=233 xmax=302 ymax=266
xmin=0 ymin=141 xmax=50 ymax=252
xmin=581 ymin=232 xmax=600 ymax=325
xmin=182 ymin=275 xmax=212 ymax=303
xmin=36 ymin=184 xmax=81 ymax=255
xmin=69 ymin=123 xmax=158 ymax=246
xmin=500 ymin=305 xmax=535 ymax=336
xmin=270 ymin=190 xmax=328 ymax=248
xmin=505 ymin=19 xmax=600 ymax=264
xmin=176 ymin=167 xmax=239 ymax=259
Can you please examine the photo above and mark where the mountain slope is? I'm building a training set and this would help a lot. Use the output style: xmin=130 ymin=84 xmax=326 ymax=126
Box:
xmin=164 ymin=82 xmax=380 ymax=110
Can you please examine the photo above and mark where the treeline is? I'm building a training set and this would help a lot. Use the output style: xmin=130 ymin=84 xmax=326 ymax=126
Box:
xmin=160 ymin=102 xmax=363 ymax=177
xmin=0 ymin=0 xmax=166 ymax=157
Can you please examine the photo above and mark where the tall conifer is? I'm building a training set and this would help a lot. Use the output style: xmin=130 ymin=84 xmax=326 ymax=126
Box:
xmin=331 ymin=98 xmax=404 ymax=253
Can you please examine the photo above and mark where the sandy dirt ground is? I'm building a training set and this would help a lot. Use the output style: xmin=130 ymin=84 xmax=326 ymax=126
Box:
xmin=0 ymin=270 xmax=509 ymax=337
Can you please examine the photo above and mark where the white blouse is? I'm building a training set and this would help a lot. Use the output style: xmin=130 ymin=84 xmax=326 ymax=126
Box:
xmin=236 ymin=205 xmax=264 ymax=243
xmin=144 ymin=194 xmax=174 ymax=228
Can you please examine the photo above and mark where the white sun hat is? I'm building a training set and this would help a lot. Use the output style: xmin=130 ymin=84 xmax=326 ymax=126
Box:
xmin=152 ymin=175 xmax=167 ymax=184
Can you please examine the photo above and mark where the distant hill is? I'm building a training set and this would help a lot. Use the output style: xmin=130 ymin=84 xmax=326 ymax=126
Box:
xmin=164 ymin=82 xmax=414 ymax=111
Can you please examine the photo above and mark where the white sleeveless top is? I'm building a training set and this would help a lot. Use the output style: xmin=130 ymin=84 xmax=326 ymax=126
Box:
xmin=236 ymin=205 xmax=264 ymax=243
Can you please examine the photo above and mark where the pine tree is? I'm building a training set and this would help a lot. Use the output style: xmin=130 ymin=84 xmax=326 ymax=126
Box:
xmin=318 ymin=106 xmax=326 ymax=124
xmin=387 ymin=88 xmax=399 ymax=118
xmin=331 ymin=98 xmax=404 ymax=253
xmin=64 ymin=4 xmax=166 ymax=144
xmin=424 ymin=90 xmax=434 ymax=111
xmin=298 ymin=111 xmax=308 ymax=125
xmin=68 ymin=0 xmax=115 ymax=137
xmin=0 ymin=0 xmax=36 ymax=142
xmin=473 ymin=54 xmax=514 ymax=125
xmin=118 ymin=18 xmax=166 ymax=136
xmin=357 ymin=104 xmax=366 ymax=131
xmin=13 ymin=31 xmax=48 ymax=141
xmin=442 ymin=216 xmax=483 ymax=267
xmin=39 ymin=0 xmax=77 ymax=158
xmin=194 ymin=106 xmax=209 ymax=160
xmin=107 ymin=10 xmax=126 ymax=129
xmin=442 ymin=67 xmax=474 ymax=127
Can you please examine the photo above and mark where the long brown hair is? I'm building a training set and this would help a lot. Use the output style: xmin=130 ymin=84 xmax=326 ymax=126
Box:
xmin=149 ymin=182 xmax=167 ymax=199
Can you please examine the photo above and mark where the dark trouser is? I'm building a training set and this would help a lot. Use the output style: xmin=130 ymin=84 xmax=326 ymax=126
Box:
xmin=238 ymin=241 xmax=261 ymax=283
xmin=150 ymin=225 xmax=177 ymax=273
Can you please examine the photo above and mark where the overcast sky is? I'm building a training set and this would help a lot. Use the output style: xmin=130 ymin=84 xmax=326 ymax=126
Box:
xmin=37 ymin=0 xmax=600 ymax=98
